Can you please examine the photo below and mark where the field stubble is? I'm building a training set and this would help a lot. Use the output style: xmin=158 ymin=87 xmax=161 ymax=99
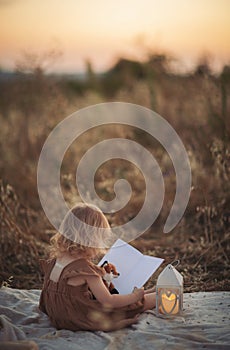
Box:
xmin=0 ymin=65 xmax=229 ymax=291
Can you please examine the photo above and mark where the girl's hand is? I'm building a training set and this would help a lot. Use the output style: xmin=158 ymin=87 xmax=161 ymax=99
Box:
xmin=132 ymin=287 xmax=144 ymax=300
xmin=144 ymin=286 xmax=155 ymax=294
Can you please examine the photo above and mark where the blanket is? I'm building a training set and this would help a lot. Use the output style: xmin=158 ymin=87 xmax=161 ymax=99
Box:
xmin=0 ymin=287 xmax=229 ymax=349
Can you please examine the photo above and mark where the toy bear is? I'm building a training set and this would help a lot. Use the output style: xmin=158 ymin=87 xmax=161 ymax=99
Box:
xmin=101 ymin=261 xmax=120 ymax=294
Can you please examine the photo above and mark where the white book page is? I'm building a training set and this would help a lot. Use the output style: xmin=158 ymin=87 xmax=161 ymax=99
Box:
xmin=113 ymin=255 xmax=163 ymax=294
xmin=98 ymin=239 xmax=164 ymax=294
xmin=120 ymin=255 xmax=163 ymax=293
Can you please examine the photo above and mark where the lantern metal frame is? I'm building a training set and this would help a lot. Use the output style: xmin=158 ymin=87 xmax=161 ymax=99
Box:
xmin=156 ymin=262 xmax=183 ymax=317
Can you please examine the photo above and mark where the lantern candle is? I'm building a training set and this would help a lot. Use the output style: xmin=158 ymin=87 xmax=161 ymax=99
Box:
xmin=156 ymin=262 xmax=183 ymax=316
xmin=159 ymin=290 xmax=179 ymax=315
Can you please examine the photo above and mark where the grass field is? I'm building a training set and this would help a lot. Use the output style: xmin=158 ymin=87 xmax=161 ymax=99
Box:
xmin=0 ymin=55 xmax=229 ymax=292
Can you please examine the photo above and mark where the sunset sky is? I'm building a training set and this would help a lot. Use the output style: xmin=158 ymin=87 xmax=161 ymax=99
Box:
xmin=0 ymin=0 xmax=230 ymax=73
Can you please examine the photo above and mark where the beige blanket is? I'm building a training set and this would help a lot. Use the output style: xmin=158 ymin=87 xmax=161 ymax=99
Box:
xmin=0 ymin=287 xmax=229 ymax=349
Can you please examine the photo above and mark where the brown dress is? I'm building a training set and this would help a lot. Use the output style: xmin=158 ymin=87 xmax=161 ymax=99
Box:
xmin=39 ymin=258 xmax=144 ymax=332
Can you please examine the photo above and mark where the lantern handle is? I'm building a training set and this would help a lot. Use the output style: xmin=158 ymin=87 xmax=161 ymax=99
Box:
xmin=171 ymin=259 xmax=180 ymax=267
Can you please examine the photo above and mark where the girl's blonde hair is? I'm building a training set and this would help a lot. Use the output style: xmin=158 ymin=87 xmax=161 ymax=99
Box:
xmin=50 ymin=203 xmax=110 ymax=259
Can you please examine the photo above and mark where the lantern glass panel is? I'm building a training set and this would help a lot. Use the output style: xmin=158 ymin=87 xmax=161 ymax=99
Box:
xmin=156 ymin=286 xmax=183 ymax=316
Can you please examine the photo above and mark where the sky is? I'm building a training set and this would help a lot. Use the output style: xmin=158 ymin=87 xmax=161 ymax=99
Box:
xmin=0 ymin=0 xmax=230 ymax=73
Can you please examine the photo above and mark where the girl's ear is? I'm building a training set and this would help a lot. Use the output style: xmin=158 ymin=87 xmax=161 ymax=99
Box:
xmin=101 ymin=260 xmax=108 ymax=267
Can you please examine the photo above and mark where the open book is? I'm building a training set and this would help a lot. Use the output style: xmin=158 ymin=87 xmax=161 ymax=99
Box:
xmin=98 ymin=239 xmax=164 ymax=294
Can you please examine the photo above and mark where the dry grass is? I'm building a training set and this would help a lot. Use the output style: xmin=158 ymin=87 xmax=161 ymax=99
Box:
xmin=0 ymin=59 xmax=229 ymax=291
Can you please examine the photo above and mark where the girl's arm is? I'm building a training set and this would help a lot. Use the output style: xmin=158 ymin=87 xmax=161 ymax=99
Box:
xmin=87 ymin=276 xmax=144 ymax=308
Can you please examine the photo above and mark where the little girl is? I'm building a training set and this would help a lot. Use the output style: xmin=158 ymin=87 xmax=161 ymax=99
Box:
xmin=39 ymin=203 xmax=156 ymax=332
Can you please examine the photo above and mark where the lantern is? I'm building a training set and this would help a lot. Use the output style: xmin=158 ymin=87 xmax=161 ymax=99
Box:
xmin=156 ymin=262 xmax=183 ymax=316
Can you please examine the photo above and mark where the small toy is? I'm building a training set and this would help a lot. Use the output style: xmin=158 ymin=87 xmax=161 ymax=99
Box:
xmin=101 ymin=261 xmax=120 ymax=294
